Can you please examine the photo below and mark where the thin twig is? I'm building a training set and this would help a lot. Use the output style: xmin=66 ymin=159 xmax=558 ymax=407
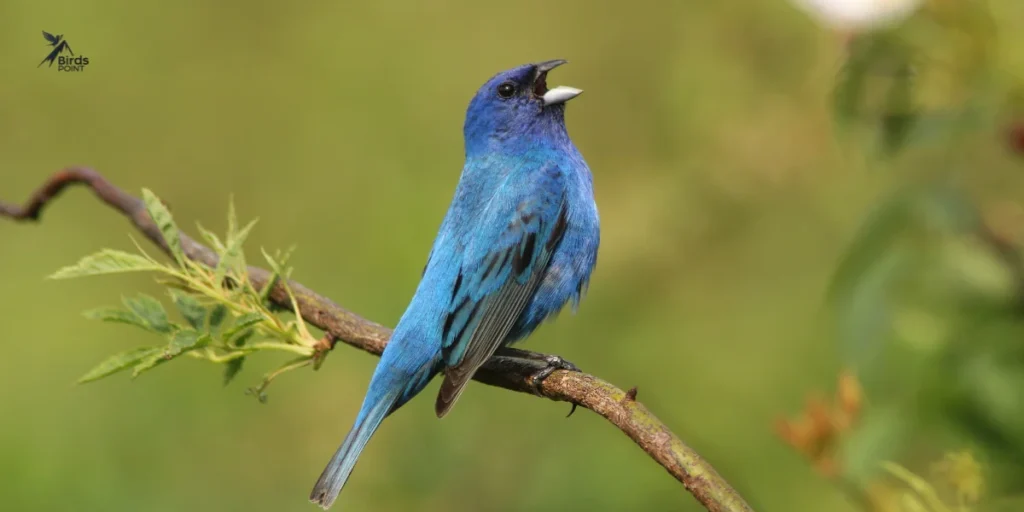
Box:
xmin=1 ymin=167 xmax=755 ymax=512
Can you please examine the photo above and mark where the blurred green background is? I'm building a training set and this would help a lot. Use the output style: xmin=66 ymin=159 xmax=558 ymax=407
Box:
xmin=2 ymin=1 xmax=1024 ymax=511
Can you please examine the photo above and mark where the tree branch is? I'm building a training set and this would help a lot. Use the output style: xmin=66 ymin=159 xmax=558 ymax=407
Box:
xmin=1 ymin=168 xmax=755 ymax=512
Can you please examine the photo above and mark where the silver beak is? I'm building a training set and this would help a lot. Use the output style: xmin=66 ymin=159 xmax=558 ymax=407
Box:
xmin=542 ymin=86 xmax=583 ymax=106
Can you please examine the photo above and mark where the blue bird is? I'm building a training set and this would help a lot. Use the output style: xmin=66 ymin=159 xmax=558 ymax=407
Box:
xmin=309 ymin=59 xmax=600 ymax=509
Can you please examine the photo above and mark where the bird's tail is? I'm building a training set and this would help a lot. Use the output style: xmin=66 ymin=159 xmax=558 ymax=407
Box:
xmin=309 ymin=358 xmax=435 ymax=509
xmin=309 ymin=393 xmax=395 ymax=509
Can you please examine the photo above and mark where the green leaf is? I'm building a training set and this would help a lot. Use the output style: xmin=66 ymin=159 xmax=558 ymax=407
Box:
xmin=142 ymin=188 xmax=186 ymax=268
xmin=49 ymin=249 xmax=162 ymax=279
xmin=227 ymin=196 xmax=239 ymax=242
xmin=83 ymin=307 xmax=152 ymax=332
xmin=875 ymin=63 xmax=917 ymax=158
xmin=214 ymin=219 xmax=258 ymax=289
xmin=839 ymin=406 xmax=915 ymax=485
xmin=196 ymin=222 xmax=225 ymax=254
xmin=259 ymin=247 xmax=294 ymax=303
xmin=78 ymin=347 xmax=162 ymax=383
xmin=834 ymin=32 xmax=899 ymax=132
xmin=165 ymin=329 xmax=208 ymax=357
xmin=222 ymin=326 xmax=256 ymax=385
xmin=223 ymin=357 xmax=245 ymax=386
xmin=828 ymin=188 xmax=916 ymax=305
xmin=223 ymin=312 xmax=264 ymax=345
xmin=886 ymin=109 xmax=968 ymax=154
xmin=953 ymin=353 xmax=1024 ymax=461
xmin=123 ymin=294 xmax=173 ymax=334
xmin=208 ymin=304 xmax=228 ymax=329
xmin=232 ymin=329 xmax=255 ymax=346
xmin=132 ymin=351 xmax=167 ymax=377
xmin=832 ymin=30 xmax=922 ymax=159
xmin=170 ymin=290 xmax=208 ymax=329
xmin=827 ymin=186 xmax=955 ymax=389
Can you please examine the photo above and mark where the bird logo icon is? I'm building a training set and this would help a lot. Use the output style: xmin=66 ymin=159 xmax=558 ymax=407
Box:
xmin=39 ymin=31 xmax=74 ymax=68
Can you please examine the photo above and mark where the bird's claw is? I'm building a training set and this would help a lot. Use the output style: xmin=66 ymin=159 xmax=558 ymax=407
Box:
xmin=527 ymin=354 xmax=579 ymax=390
xmin=566 ymin=403 xmax=579 ymax=418
xmin=524 ymin=355 xmax=581 ymax=417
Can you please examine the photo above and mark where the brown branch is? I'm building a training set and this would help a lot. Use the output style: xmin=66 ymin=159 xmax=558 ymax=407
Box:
xmin=1 ymin=167 xmax=755 ymax=512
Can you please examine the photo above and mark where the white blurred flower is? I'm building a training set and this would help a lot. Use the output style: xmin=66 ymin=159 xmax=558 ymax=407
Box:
xmin=790 ymin=0 xmax=925 ymax=32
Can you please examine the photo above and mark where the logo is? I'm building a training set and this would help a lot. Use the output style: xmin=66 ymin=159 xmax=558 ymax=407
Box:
xmin=38 ymin=31 xmax=89 ymax=72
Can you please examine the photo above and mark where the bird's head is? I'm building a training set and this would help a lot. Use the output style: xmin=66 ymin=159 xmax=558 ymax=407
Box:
xmin=463 ymin=60 xmax=582 ymax=156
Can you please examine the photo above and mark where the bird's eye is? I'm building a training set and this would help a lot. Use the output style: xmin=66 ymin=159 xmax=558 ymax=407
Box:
xmin=497 ymin=82 xmax=516 ymax=99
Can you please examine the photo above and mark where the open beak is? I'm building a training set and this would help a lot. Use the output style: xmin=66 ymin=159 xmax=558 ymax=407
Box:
xmin=532 ymin=59 xmax=583 ymax=106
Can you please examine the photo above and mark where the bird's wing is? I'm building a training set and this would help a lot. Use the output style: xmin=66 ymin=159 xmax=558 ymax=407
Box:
xmin=42 ymin=31 xmax=58 ymax=44
xmin=435 ymin=166 xmax=568 ymax=417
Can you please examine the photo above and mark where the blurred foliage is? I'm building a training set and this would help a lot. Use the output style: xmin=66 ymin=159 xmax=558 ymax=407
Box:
xmin=833 ymin=0 xmax=999 ymax=159
xmin=5 ymin=0 xmax=1024 ymax=511
xmin=781 ymin=0 xmax=1024 ymax=510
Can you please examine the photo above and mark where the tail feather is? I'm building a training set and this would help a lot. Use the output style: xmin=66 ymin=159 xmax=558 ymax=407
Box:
xmin=309 ymin=392 xmax=397 ymax=509
xmin=309 ymin=356 xmax=438 ymax=509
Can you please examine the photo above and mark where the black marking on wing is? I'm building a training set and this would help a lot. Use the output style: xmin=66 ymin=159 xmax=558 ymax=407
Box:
xmin=512 ymin=232 xmax=537 ymax=275
xmin=482 ymin=252 xmax=501 ymax=280
xmin=442 ymin=296 xmax=469 ymax=342
xmin=546 ymin=203 xmax=569 ymax=252
xmin=451 ymin=272 xmax=463 ymax=301
xmin=497 ymin=250 xmax=511 ymax=276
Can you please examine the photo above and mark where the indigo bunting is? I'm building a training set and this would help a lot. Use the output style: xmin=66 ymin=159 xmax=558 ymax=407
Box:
xmin=309 ymin=60 xmax=600 ymax=509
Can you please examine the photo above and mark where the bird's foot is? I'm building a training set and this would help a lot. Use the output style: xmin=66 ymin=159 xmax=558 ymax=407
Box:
xmin=491 ymin=347 xmax=582 ymax=416
xmin=525 ymin=354 xmax=580 ymax=391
